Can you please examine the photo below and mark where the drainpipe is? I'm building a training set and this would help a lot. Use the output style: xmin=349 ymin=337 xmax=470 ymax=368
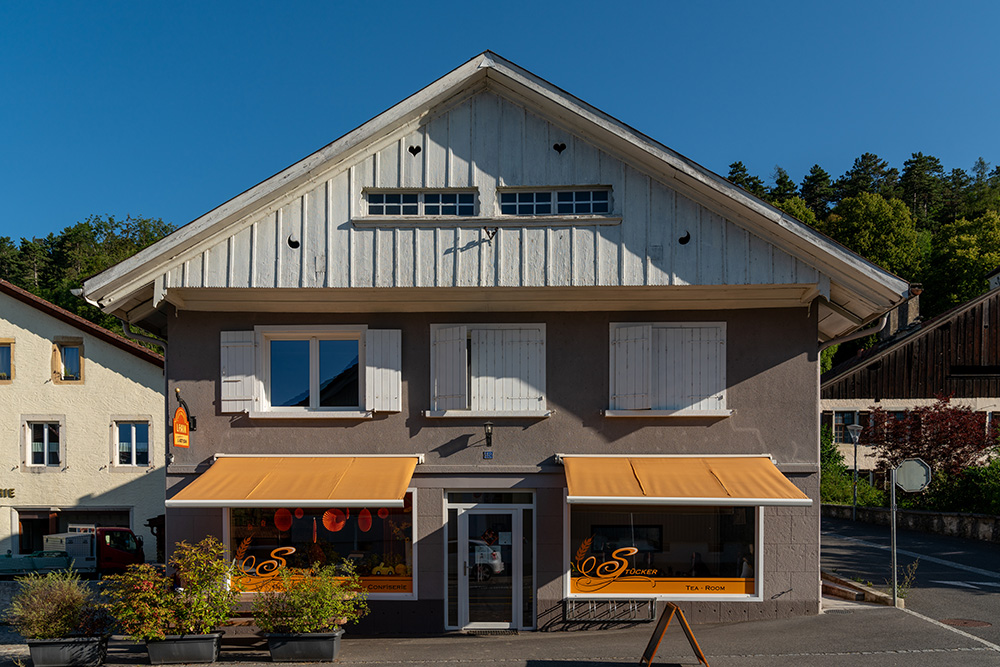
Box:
xmin=116 ymin=318 xmax=167 ymax=354
xmin=819 ymin=314 xmax=889 ymax=352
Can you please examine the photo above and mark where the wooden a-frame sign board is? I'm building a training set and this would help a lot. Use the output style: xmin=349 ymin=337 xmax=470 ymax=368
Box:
xmin=639 ymin=602 xmax=710 ymax=666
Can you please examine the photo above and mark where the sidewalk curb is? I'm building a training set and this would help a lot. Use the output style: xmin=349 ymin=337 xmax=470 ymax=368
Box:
xmin=822 ymin=571 xmax=902 ymax=608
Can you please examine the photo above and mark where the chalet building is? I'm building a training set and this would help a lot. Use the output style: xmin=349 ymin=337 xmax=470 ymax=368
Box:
xmin=81 ymin=53 xmax=907 ymax=631
xmin=0 ymin=280 xmax=164 ymax=557
xmin=822 ymin=281 xmax=1000 ymax=474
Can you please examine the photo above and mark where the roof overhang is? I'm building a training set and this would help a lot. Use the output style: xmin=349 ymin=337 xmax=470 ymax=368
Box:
xmin=82 ymin=52 xmax=907 ymax=341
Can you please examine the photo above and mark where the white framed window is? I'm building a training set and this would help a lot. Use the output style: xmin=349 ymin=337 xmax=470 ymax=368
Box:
xmin=220 ymin=326 xmax=401 ymax=418
xmin=498 ymin=188 xmax=611 ymax=216
xmin=366 ymin=190 xmax=477 ymax=217
xmin=426 ymin=324 xmax=548 ymax=418
xmin=606 ymin=322 xmax=729 ymax=417
xmin=116 ymin=422 xmax=150 ymax=467
xmin=25 ymin=420 xmax=62 ymax=469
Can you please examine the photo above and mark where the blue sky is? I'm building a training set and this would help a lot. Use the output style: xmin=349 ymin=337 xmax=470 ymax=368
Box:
xmin=2 ymin=1 xmax=998 ymax=240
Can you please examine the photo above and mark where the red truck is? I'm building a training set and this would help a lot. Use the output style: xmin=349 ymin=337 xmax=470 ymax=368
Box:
xmin=0 ymin=525 xmax=145 ymax=577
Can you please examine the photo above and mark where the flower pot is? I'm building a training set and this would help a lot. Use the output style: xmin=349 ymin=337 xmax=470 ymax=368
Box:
xmin=145 ymin=633 xmax=221 ymax=665
xmin=265 ymin=630 xmax=344 ymax=662
xmin=26 ymin=636 xmax=108 ymax=667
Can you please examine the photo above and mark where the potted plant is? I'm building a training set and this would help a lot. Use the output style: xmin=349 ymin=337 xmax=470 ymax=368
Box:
xmin=252 ymin=560 xmax=369 ymax=662
xmin=102 ymin=537 xmax=240 ymax=665
xmin=7 ymin=569 xmax=112 ymax=667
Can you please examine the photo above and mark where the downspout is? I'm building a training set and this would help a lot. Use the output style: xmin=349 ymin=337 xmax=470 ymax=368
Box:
xmin=117 ymin=318 xmax=168 ymax=354
xmin=819 ymin=313 xmax=889 ymax=352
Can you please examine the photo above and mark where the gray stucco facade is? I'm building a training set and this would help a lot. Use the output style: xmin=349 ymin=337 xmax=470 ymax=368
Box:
xmin=164 ymin=306 xmax=820 ymax=630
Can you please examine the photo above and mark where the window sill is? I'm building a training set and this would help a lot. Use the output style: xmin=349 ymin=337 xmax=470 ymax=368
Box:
xmin=248 ymin=410 xmax=374 ymax=420
xmin=603 ymin=409 xmax=733 ymax=418
xmin=353 ymin=215 xmax=621 ymax=227
xmin=423 ymin=410 xmax=552 ymax=419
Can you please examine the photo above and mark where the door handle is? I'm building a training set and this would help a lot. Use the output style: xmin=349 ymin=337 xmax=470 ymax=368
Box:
xmin=464 ymin=561 xmax=468 ymax=576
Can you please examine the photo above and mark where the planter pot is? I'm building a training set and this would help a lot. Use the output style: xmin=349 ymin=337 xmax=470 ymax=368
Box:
xmin=145 ymin=633 xmax=221 ymax=665
xmin=26 ymin=636 xmax=108 ymax=667
xmin=265 ymin=630 xmax=344 ymax=662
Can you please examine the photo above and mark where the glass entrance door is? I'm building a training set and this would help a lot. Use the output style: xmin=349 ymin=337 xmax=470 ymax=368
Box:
xmin=465 ymin=511 xmax=514 ymax=626
xmin=445 ymin=492 xmax=534 ymax=631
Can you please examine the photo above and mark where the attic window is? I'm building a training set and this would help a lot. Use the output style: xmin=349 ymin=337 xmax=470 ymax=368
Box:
xmin=499 ymin=188 xmax=611 ymax=216
xmin=366 ymin=190 xmax=476 ymax=217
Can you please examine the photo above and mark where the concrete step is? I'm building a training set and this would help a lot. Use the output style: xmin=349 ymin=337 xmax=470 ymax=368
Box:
xmin=822 ymin=580 xmax=865 ymax=601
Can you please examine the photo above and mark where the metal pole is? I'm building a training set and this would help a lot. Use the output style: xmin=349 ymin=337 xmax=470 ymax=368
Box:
xmin=891 ymin=466 xmax=898 ymax=608
xmin=853 ymin=441 xmax=858 ymax=521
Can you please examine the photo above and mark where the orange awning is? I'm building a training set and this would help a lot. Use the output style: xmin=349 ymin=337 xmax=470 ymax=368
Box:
xmin=165 ymin=455 xmax=419 ymax=508
xmin=562 ymin=456 xmax=812 ymax=506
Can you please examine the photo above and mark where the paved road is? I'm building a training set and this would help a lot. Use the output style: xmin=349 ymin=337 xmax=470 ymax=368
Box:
xmin=822 ymin=515 xmax=1000 ymax=646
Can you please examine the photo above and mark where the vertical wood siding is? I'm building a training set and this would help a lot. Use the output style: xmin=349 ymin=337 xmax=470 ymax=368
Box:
xmin=164 ymin=91 xmax=822 ymax=292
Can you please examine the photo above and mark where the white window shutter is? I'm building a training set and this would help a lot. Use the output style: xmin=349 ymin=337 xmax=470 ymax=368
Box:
xmin=365 ymin=329 xmax=401 ymax=412
xmin=610 ymin=324 xmax=651 ymax=410
xmin=432 ymin=326 xmax=467 ymax=411
xmin=686 ymin=325 xmax=725 ymax=410
xmin=220 ymin=331 xmax=255 ymax=413
xmin=471 ymin=328 xmax=545 ymax=411
xmin=653 ymin=324 xmax=725 ymax=410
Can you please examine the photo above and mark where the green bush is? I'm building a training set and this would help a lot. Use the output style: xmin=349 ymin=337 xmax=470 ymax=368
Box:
xmin=7 ymin=570 xmax=111 ymax=639
xmin=252 ymin=561 xmax=369 ymax=634
xmin=102 ymin=537 xmax=240 ymax=641
xmin=821 ymin=426 xmax=885 ymax=506
xmin=904 ymin=458 xmax=1000 ymax=514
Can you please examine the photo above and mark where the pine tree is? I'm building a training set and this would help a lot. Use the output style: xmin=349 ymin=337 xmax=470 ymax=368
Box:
xmin=767 ymin=166 xmax=798 ymax=202
xmin=835 ymin=153 xmax=899 ymax=201
xmin=727 ymin=161 xmax=766 ymax=198
xmin=800 ymin=164 xmax=835 ymax=217
xmin=900 ymin=152 xmax=945 ymax=230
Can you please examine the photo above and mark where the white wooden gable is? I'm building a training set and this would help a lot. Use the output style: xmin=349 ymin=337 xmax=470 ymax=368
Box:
xmin=165 ymin=90 xmax=818 ymax=294
xmin=83 ymin=52 xmax=907 ymax=341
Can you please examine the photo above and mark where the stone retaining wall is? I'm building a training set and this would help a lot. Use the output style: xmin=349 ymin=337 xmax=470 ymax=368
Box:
xmin=823 ymin=504 xmax=1000 ymax=542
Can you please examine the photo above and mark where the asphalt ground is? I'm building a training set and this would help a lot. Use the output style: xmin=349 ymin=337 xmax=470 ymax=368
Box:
xmin=0 ymin=597 xmax=997 ymax=667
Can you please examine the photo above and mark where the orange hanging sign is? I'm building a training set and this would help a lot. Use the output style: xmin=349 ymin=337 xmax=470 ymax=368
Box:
xmin=172 ymin=406 xmax=190 ymax=448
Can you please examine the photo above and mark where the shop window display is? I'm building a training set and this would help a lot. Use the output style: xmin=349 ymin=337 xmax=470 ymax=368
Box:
xmin=569 ymin=505 xmax=756 ymax=597
xmin=230 ymin=493 xmax=413 ymax=595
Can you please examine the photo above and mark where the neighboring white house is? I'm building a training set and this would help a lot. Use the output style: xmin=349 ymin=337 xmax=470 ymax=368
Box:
xmin=0 ymin=279 xmax=165 ymax=557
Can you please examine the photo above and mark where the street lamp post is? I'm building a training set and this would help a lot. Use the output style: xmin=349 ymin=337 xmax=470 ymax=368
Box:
xmin=847 ymin=423 xmax=863 ymax=521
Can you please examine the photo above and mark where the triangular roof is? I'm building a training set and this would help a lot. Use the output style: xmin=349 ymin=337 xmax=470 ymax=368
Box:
xmin=1 ymin=280 xmax=163 ymax=367
xmin=82 ymin=52 xmax=907 ymax=340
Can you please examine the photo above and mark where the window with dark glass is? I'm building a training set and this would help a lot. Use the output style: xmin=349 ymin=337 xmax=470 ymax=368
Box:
xmin=367 ymin=191 xmax=476 ymax=216
xmin=117 ymin=422 xmax=150 ymax=466
xmin=266 ymin=333 xmax=361 ymax=411
xmin=30 ymin=423 xmax=60 ymax=467
xmin=0 ymin=341 xmax=11 ymax=381
xmin=230 ymin=493 xmax=414 ymax=596
xmin=569 ymin=505 xmax=756 ymax=596
xmin=499 ymin=189 xmax=611 ymax=216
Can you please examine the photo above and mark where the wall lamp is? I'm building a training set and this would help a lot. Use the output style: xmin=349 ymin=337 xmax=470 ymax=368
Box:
xmin=484 ymin=422 xmax=494 ymax=448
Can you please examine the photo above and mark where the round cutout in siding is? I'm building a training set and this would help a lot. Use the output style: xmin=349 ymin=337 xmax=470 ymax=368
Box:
xmin=287 ymin=234 xmax=300 ymax=249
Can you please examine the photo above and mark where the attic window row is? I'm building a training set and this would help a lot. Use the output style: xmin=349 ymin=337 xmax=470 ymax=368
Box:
xmin=363 ymin=187 xmax=612 ymax=218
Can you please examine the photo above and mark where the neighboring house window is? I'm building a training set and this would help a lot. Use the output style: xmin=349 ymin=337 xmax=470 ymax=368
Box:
xmin=498 ymin=188 xmax=611 ymax=216
xmin=366 ymin=190 xmax=476 ymax=216
xmin=833 ymin=411 xmax=858 ymax=444
xmin=28 ymin=422 xmax=60 ymax=467
xmin=428 ymin=324 xmax=546 ymax=416
xmin=52 ymin=338 xmax=84 ymax=383
xmin=117 ymin=422 xmax=150 ymax=466
xmin=607 ymin=322 xmax=728 ymax=415
xmin=0 ymin=339 xmax=12 ymax=382
xmin=220 ymin=326 xmax=401 ymax=417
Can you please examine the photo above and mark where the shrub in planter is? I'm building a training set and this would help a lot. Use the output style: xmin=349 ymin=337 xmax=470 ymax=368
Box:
xmin=102 ymin=537 xmax=240 ymax=664
xmin=7 ymin=569 xmax=112 ymax=667
xmin=252 ymin=561 xmax=369 ymax=662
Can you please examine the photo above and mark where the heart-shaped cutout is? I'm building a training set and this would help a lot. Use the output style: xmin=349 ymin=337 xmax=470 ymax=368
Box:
xmin=408 ymin=145 xmax=422 ymax=156
xmin=553 ymin=142 xmax=567 ymax=154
